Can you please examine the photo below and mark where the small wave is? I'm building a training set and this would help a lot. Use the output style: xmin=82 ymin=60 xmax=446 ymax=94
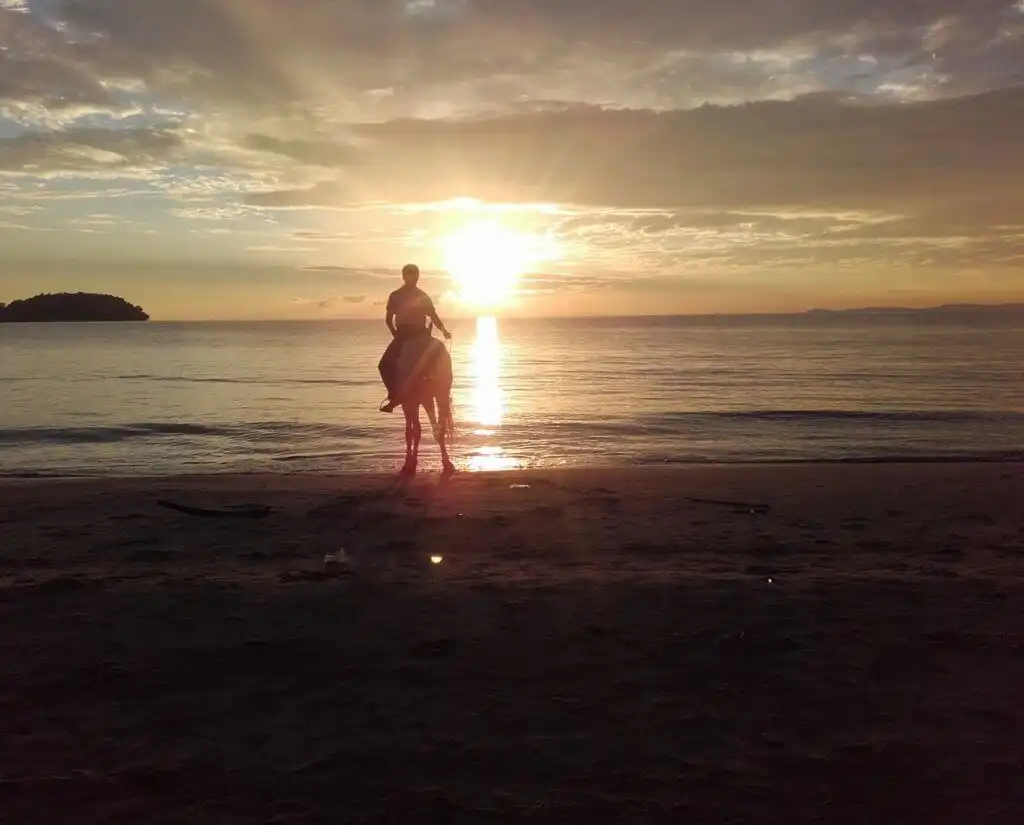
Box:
xmin=650 ymin=409 xmax=1024 ymax=424
xmin=0 ymin=470 xmax=87 ymax=478
xmin=0 ymin=423 xmax=228 ymax=445
xmin=552 ymin=409 xmax=1024 ymax=437
xmin=272 ymin=451 xmax=352 ymax=463
xmin=243 ymin=422 xmax=377 ymax=439
xmin=0 ymin=421 xmax=377 ymax=446
xmin=114 ymin=374 xmax=369 ymax=387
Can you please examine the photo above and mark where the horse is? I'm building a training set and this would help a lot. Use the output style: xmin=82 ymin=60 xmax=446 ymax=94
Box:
xmin=392 ymin=332 xmax=456 ymax=476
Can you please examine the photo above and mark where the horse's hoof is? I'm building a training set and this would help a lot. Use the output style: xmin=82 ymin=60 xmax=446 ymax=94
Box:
xmin=400 ymin=462 xmax=417 ymax=477
xmin=441 ymin=463 xmax=457 ymax=477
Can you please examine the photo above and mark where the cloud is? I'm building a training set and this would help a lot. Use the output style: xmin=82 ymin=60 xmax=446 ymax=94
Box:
xmin=0 ymin=218 xmax=44 ymax=230
xmin=70 ymin=213 xmax=117 ymax=227
xmin=0 ymin=0 xmax=1019 ymax=125
xmin=0 ymin=125 xmax=181 ymax=171
xmin=5 ymin=3 xmax=1023 ymax=188
xmin=293 ymin=230 xmax=352 ymax=240
xmin=299 ymin=264 xmax=352 ymax=273
xmin=299 ymin=264 xmax=394 ymax=278
xmin=0 ymin=203 xmax=41 ymax=215
xmin=244 ymin=244 xmax=318 ymax=253
xmin=242 ymin=135 xmax=360 ymax=168
xmin=2 ymin=0 xmax=1024 ymax=301
xmin=6 ymin=83 xmax=1023 ymax=272
xmin=0 ymin=51 xmax=114 ymax=110
xmin=171 ymin=205 xmax=250 ymax=221
xmin=241 ymin=88 xmax=1024 ymax=228
xmin=292 ymin=293 xmax=368 ymax=309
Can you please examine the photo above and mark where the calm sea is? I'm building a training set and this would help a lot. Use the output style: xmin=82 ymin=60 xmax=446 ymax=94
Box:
xmin=2 ymin=315 xmax=1023 ymax=476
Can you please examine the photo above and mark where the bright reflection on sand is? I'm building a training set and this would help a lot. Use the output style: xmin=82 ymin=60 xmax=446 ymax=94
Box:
xmin=467 ymin=317 xmax=521 ymax=472
xmin=467 ymin=445 xmax=519 ymax=472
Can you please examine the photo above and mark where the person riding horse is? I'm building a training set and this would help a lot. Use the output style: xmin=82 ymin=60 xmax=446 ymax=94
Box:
xmin=378 ymin=263 xmax=451 ymax=413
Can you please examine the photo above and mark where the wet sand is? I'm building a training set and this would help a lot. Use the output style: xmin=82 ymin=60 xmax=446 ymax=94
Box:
xmin=1 ymin=464 xmax=1022 ymax=823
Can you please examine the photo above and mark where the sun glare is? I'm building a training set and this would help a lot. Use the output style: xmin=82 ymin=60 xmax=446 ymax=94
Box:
xmin=466 ymin=316 xmax=521 ymax=472
xmin=440 ymin=219 xmax=550 ymax=308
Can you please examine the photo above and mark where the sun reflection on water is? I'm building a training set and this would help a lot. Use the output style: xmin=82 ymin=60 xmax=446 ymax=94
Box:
xmin=466 ymin=316 xmax=521 ymax=472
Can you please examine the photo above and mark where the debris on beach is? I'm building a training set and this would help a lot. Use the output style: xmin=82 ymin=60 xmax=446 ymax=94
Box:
xmin=323 ymin=547 xmax=350 ymax=571
xmin=157 ymin=499 xmax=272 ymax=518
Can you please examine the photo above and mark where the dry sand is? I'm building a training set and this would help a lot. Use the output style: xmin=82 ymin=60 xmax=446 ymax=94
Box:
xmin=1 ymin=464 xmax=1022 ymax=823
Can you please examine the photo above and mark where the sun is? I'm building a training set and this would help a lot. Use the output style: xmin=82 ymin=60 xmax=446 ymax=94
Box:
xmin=440 ymin=220 xmax=547 ymax=308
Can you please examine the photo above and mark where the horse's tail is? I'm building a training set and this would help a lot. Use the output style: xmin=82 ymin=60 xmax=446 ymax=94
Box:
xmin=436 ymin=391 xmax=456 ymax=442
xmin=434 ymin=337 xmax=455 ymax=442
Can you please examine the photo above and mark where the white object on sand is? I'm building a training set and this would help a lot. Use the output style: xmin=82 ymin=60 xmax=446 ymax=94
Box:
xmin=324 ymin=547 xmax=350 ymax=569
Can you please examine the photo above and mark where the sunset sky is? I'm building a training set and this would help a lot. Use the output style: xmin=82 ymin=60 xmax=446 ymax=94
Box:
xmin=2 ymin=0 xmax=1023 ymax=319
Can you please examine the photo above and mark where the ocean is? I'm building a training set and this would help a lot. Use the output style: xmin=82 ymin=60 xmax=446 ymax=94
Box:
xmin=2 ymin=314 xmax=1023 ymax=476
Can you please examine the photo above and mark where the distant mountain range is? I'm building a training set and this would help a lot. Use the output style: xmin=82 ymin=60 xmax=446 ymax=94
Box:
xmin=0 ymin=292 xmax=149 ymax=322
xmin=807 ymin=303 xmax=1024 ymax=315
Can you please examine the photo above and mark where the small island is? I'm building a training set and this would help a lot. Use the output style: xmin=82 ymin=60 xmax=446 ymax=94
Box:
xmin=0 ymin=292 xmax=149 ymax=323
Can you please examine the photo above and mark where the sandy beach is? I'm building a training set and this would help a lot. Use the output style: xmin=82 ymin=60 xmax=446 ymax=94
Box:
xmin=1 ymin=464 xmax=1021 ymax=823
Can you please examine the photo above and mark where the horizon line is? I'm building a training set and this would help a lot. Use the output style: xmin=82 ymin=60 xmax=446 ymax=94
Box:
xmin=152 ymin=303 xmax=1024 ymax=323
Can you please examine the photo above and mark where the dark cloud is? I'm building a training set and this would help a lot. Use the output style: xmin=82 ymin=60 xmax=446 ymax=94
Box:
xmin=686 ymin=233 xmax=1024 ymax=271
xmin=0 ymin=51 xmax=112 ymax=108
xmin=246 ymin=88 xmax=1024 ymax=223
xmin=53 ymin=1 xmax=1019 ymax=66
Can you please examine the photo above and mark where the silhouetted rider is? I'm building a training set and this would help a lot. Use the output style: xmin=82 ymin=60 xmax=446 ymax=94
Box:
xmin=378 ymin=263 xmax=451 ymax=413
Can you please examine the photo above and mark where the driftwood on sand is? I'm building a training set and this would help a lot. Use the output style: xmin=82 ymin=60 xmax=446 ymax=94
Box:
xmin=157 ymin=499 xmax=272 ymax=518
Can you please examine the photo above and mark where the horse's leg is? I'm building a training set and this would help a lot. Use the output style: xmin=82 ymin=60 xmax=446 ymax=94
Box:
xmin=423 ymin=396 xmax=440 ymax=445
xmin=402 ymin=403 xmax=416 ymax=475
xmin=438 ymin=423 xmax=455 ymax=475
xmin=423 ymin=396 xmax=454 ymax=474
xmin=433 ymin=394 xmax=456 ymax=475
xmin=433 ymin=351 xmax=456 ymax=475
xmin=411 ymin=400 xmax=423 ymax=467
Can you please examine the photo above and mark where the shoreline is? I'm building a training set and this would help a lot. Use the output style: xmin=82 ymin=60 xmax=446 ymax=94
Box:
xmin=4 ymin=456 xmax=1024 ymax=482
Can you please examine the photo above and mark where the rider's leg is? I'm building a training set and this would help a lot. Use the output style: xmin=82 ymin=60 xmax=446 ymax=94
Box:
xmin=378 ymin=337 xmax=403 ymax=412
xmin=379 ymin=339 xmax=400 ymax=394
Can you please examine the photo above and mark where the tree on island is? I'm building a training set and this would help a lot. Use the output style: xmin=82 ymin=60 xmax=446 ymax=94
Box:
xmin=0 ymin=292 xmax=149 ymax=322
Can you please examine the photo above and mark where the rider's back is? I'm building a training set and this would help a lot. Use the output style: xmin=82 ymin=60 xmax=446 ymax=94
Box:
xmin=388 ymin=284 xmax=434 ymax=330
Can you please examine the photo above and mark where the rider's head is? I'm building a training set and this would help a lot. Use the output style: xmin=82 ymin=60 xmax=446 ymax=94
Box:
xmin=401 ymin=263 xmax=420 ymax=286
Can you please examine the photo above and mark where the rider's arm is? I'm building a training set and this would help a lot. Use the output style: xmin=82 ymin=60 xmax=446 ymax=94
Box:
xmin=427 ymin=301 xmax=450 ymax=337
xmin=385 ymin=305 xmax=397 ymax=336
